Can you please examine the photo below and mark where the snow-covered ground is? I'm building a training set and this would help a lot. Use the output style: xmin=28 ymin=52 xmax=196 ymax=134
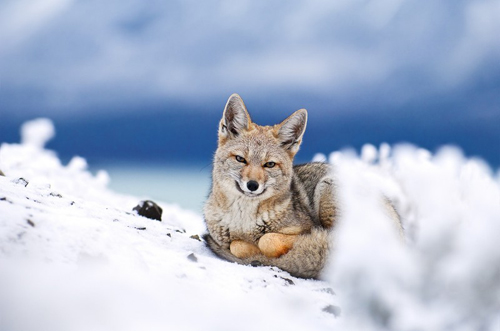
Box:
xmin=1 ymin=119 xmax=499 ymax=331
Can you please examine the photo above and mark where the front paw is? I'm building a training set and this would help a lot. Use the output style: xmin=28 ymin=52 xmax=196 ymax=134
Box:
xmin=211 ymin=225 xmax=231 ymax=248
xmin=230 ymin=240 xmax=261 ymax=258
xmin=258 ymin=233 xmax=297 ymax=258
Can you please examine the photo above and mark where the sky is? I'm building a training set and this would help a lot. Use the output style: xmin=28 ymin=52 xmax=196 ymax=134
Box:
xmin=1 ymin=0 xmax=499 ymax=166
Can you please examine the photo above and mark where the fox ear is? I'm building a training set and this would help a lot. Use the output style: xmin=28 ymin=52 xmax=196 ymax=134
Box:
xmin=219 ymin=93 xmax=251 ymax=140
xmin=277 ymin=109 xmax=308 ymax=156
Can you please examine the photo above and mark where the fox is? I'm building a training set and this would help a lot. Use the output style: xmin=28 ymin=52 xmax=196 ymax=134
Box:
xmin=203 ymin=94 xmax=402 ymax=279
xmin=203 ymin=93 xmax=340 ymax=279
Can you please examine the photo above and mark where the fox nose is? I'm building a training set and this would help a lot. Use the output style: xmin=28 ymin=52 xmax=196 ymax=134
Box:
xmin=247 ymin=180 xmax=259 ymax=192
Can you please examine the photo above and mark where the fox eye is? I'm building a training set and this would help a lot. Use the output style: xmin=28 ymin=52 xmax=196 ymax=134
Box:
xmin=235 ymin=155 xmax=247 ymax=163
xmin=264 ymin=161 xmax=276 ymax=168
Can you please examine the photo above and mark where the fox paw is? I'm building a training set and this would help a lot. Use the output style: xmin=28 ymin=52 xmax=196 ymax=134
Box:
xmin=211 ymin=225 xmax=231 ymax=248
xmin=258 ymin=233 xmax=297 ymax=258
xmin=230 ymin=240 xmax=261 ymax=258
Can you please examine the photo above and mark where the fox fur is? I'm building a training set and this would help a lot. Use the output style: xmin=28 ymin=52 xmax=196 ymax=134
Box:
xmin=203 ymin=93 xmax=401 ymax=279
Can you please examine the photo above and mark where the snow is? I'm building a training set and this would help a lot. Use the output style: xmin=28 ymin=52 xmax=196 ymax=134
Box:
xmin=20 ymin=118 xmax=55 ymax=149
xmin=0 ymin=120 xmax=338 ymax=331
xmin=1 ymin=119 xmax=500 ymax=331
xmin=323 ymin=145 xmax=500 ymax=330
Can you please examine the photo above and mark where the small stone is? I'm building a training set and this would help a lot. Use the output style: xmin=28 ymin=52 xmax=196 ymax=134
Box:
xmin=190 ymin=234 xmax=201 ymax=241
xmin=322 ymin=305 xmax=341 ymax=317
xmin=135 ymin=227 xmax=146 ymax=231
xmin=250 ymin=260 xmax=262 ymax=267
xmin=49 ymin=192 xmax=62 ymax=198
xmin=27 ymin=219 xmax=35 ymax=227
xmin=15 ymin=178 xmax=29 ymax=187
xmin=187 ymin=253 xmax=198 ymax=262
xmin=132 ymin=200 xmax=162 ymax=221
xmin=320 ymin=288 xmax=336 ymax=295
xmin=0 ymin=169 xmax=5 ymax=176
xmin=273 ymin=275 xmax=295 ymax=285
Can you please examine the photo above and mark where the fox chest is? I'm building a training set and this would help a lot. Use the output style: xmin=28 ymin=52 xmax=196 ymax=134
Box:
xmin=219 ymin=198 xmax=268 ymax=243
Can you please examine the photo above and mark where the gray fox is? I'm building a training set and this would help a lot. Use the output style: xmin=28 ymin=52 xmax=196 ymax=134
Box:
xmin=203 ymin=94 xmax=401 ymax=279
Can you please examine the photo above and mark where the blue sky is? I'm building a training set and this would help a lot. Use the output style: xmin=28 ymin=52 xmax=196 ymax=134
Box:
xmin=1 ymin=0 xmax=499 ymax=166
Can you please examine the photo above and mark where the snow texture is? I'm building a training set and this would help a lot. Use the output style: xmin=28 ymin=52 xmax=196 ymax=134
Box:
xmin=1 ymin=119 xmax=500 ymax=331
xmin=0 ymin=119 xmax=338 ymax=331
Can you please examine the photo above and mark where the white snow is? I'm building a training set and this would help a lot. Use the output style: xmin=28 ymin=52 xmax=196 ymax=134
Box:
xmin=20 ymin=118 xmax=55 ymax=149
xmin=0 ymin=120 xmax=338 ymax=331
xmin=1 ymin=120 xmax=500 ymax=331
xmin=324 ymin=144 xmax=500 ymax=331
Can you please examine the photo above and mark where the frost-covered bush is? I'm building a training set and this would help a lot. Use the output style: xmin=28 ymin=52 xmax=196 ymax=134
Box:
xmin=322 ymin=144 xmax=500 ymax=331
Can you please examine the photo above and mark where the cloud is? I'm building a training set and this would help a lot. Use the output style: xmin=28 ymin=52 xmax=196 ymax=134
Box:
xmin=0 ymin=0 xmax=73 ymax=51
xmin=1 ymin=0 xmax=499 ymax=115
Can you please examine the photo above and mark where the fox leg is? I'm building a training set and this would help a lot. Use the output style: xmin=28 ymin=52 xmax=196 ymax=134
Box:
xmin=205 ymin=220 xmax=231 ymax=248
xmin=258 ymin=233 xmax=298 ymax=258
xmin=230 ymin=240 xmax=261 ymax=258
xmin=315 ymin=178 xmax=337 ymax=229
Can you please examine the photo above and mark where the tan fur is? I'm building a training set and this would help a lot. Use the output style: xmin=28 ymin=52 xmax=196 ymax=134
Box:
xmin=204 ymin=93 xmax=403 ymax=279
xmin=204 ymin=94 xmax=338 ymax=278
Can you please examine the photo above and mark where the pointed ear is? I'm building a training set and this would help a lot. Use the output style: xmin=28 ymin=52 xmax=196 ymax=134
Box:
xmin=277 ymin=109 xmax=308 ymax=156
xmin=219 ymin=93 xmax=251 ymax=141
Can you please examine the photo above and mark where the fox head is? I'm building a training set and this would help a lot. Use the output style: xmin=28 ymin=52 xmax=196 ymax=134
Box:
xmin=213 ymin=93 xmax=307 ymax=199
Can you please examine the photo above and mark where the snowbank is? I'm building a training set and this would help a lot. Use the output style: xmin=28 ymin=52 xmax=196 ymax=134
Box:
xmin=1 ymin=119 xmax=499 ymax=331
xmin=0 ymin=119 xmax=338 ymax=331
xmin=320 ymin=145 xmax=500 ymax=331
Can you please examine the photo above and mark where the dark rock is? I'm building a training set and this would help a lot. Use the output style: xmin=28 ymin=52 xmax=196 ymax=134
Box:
xmin=0 ymin=169 xmax=4 ymax=176
xmin=187 ymin=253 xmax=198 ymax=262
xmin=49 ymin=192 xmax=62 ymax=198
xmin=273 ymin=274 xmax=295 ymax=285
xmin=322 ymin=305 xmax=341 ymax=317
xmin=250 ymin=260 xmax=263 ymax=267
xmin=15 ymin=178 xmax=29 ymax=187
xmin=190 ymin=234 xmax=201 ymax=241
xmin=135 ymin=227 xmax=146 ymax=231
xmin=26 ymin=197 xmax=41 ymax=204
xmin=27 ymin=219 xmax=35 ymax=227
xmin=133 ymin=200 xmax=162 ymax=221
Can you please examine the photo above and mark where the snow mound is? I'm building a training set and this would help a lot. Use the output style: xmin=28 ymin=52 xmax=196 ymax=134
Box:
xmin=0 ymin=120 xmax=338 ymax=331
xmin=1 ymin=120 xmax=499 ymax=331
xmin=322 ymin=144 xmax=500 ymax=331
xmin=20 ymin=118 xmax=55 ymax=149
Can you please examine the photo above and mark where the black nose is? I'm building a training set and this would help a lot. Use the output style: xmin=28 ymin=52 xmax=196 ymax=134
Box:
xmin=247 ymin=180 xmax=259 ymax=192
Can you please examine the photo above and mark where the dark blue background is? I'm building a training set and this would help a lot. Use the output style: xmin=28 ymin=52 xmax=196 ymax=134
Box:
xmin=2 ymin=90 xmax=499 ymax=168
xmin=1 ymin=0 xmax=499 ymax=169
